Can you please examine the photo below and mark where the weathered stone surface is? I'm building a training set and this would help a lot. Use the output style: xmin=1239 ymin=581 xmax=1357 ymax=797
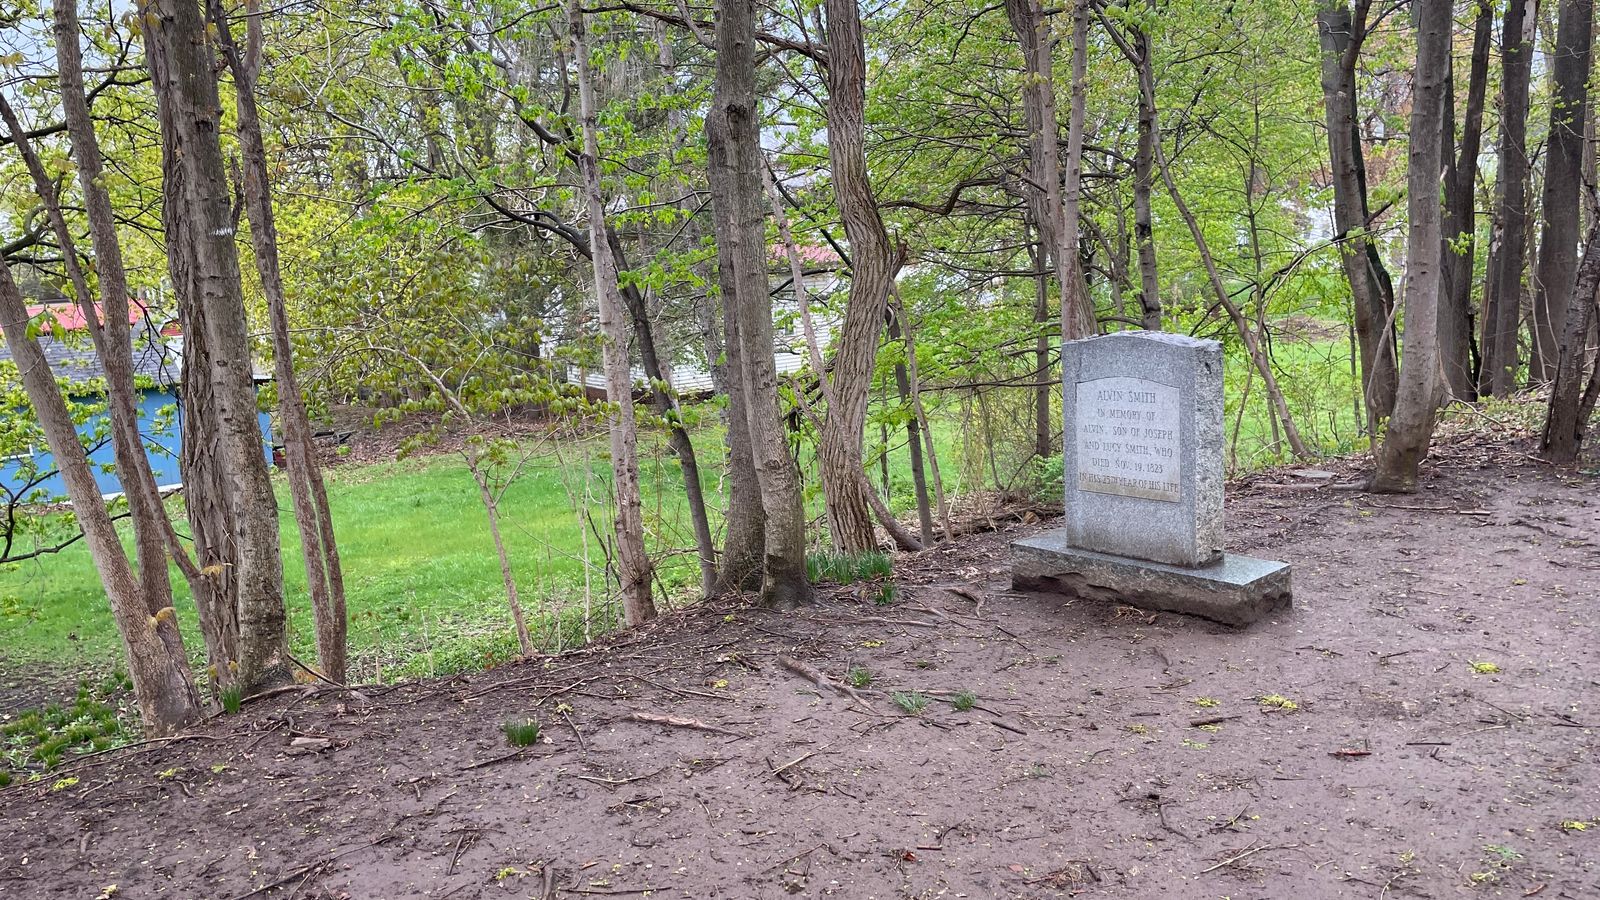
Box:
xmin=1062 ymin=331 xmax=1223 ymax=567
xmin=1012 ymin=530 xmax=1291 ymax=627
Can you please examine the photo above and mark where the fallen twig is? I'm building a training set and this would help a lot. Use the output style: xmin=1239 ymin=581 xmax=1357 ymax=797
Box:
xmin=1197 ymin=842 xmax=1299 ymax=875
xmin=623 ymin=712 xmax=749 ymax=738
xmin=778 ymin=655 xmax=875 ymax=713
xmin=1189 ymin=715 xmax=1242 ymax=727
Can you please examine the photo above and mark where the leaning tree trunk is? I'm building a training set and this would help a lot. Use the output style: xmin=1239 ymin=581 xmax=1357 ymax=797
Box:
xmin=1371 ymin=0 xmax=1451 ymax=492
xmin=1541 ymin=222 xmax=1600 ymax=460
xmin=1531 ymin=0 xmax=1596 ymax=383
xmin=0 ymin=258 xmax=202 ymax=734
xmin=1004 ymin=0 xmax=1095 ymax=341
xmin=144 ymin=0 xmax=290 ymax=693
xmin=570 ymin=0 xmax=656 ymax=626
xmin=209 ymin=0 xmax=348 ymax=683
xmin=706 ymin=0 xmax=813 ymax=608
xmin=0 ymin=93 xmax=179 ymax=631
xmin=1317 ymin=0 xmax=1399 ymax=425
xmin=1481 ymin=0 xmax=1538 ymax=396
xmin=816 ymin=0 xmax=898 ymax=553
xmin=1438 ymin=0 xmax=1492 ymax=401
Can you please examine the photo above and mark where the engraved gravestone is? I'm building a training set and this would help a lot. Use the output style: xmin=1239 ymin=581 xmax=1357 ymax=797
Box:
xmin=1012 ymin=331 xmax=1290 ymax=626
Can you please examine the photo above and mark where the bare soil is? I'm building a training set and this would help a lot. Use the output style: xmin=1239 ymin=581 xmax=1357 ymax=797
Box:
xmin=2 ymin=433 xmax=1597 ymax=899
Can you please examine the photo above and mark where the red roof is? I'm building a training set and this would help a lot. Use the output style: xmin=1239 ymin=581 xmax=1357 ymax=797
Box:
xmin=26 ymin=300 xmax=147 ymax=334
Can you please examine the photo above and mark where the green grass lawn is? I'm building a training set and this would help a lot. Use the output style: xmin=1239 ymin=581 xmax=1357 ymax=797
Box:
xmin=0 ymin=341 xmax=1356 ymax=682
xmin=0 ymin=417 xmax=973 ymax=680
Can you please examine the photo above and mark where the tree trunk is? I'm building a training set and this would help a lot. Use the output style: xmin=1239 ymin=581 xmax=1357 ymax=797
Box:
xmin=1541 ymin=222 xmax=1600 ymax=460
xmin=1027 ymin=226 xmax=1054 ymax=458
xmin=1438 ymin=0 xmax=1492 ymax=402
xmin=209 ymin=0 xmax=348 ymax=683
xmin=706 ymin=0 xmax=814 ymax=608
xmin=1481 ymin=0 xmax=1539 ymax=396
xmin=887 ymin=310 xmax=935 ymax=545
xmin=1317 ymin=0 xmax=1400 ymax=425
xmin=144 ymin=0 xmax=290 ymax=692
xmin=469 ymin=457 xmax=536 ymax=655
xmin=1131 ymin=8 xmax=1162 ymax=330
xmin=1371 ymin=0 xmax=1451 ymax=492
xmin=0 ymin=259 xmax=202 ymax=734
xmin=1532 ymin=0 xmax=1596 ymax=383
xmin=818 ymin=0 xmax=897 ymax=553
xmin=712 ymin=224 xmax=767 ymax=595
xmin=569 ymin=0 xmax=656 ymax=626
xmin=1004 ymin=0 xmax=1095 ymax=341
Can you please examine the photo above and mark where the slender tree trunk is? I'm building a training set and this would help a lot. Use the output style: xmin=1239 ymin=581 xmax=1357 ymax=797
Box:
xmin=1541 ymin=222 xmax=1600 ymax=459
xmin=1532 ymin=0 xmax=1596 ymax=382
xmin=1482 ymin=0 xmax=1539 ymax=396
xmin=706 ymin=0 xmax=813 ymax=608
xmin=1026 ymin=226 xmax=1053 ymax=457
xmin=1438 ymin=0 xmax=1492 ymax=402
xmin=1317 ymin=0 xmax=1400 ymax=425
xmin=469 ymin=458 xmax=536 ymax=654
xmin=570 ymin=0 xmax=655 ymax=625
xmin=894 ymin=292 xmax=954 ymax=539
xmin=144 ymin=0 xmax=290 ymax=692
xmin=1131 ymin=9 xmax=1161 ymax=330
xmin=0 ymin=259 xmax=201 ymax=734
xmin=1372 ymin=0 xmax=1451 ymax=492
xmin=712 ymin=228 xmax=767 ymax=595
xmin=1143 ymin=49 xmax=1312 ymax=459
xmin=208 ymin=0 xmax=348 ymax=683
xmin=1004 ymin=0 xmax=1095 ymax=341
xmin=817 ymin=0 xmax=896 ymax=553
xmin=0 ymin=96 xmax=179 ymax=628
xmin=887 ymin=311 xmax=935 ymax=545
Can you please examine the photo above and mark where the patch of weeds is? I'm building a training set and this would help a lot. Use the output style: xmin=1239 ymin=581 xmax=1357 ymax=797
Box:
xmin=0 ymin=674 xmax=133 ymax=781
xmin=1024 ymin=762 xmax=1050 ymax=779
xmin=1181 ymin=738 xmax=1209 ymax=750
xmin=1198 ymin=723 xmax=1222 ymax=733
xmin=1468 ymin=660 xmax=1502 ymax=675
xmin=1125 ymin=724 xmax=1149 ymax=735
xmin=874 ymin=583 xmax=898 ymax=606
xmin=860 ymin=639 xmax=885 ymax=649
xmin=845 ymin=667 xmax=873 ymax=688
xmin=156 ymin=767 xmax=180 ymax=780
xmin=501 ymin=718 xmax=542 ymax=747
xmin=806 ymin=551 xmax=892 ymax=585
xmin=49 ymin=775 xmax=78 ymax=792
xmin=219 ymin=686 xmax=242 ymax=715
xmin=1190 ymin=697 xmax=1220 ymax=708
xmin=1257 ymin=694 xmax=1299 ymax=712
xmin=890 ymin=691 xmax=931 ymax=715
xmin=1559 ymin=819 xmax=1593 ymax=832
xmin=951 ymin=690 xmax=977 ymax=712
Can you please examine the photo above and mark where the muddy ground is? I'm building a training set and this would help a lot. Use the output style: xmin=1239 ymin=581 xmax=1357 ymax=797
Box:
xmin=1 ymin=433 xmax=1596 ymax=899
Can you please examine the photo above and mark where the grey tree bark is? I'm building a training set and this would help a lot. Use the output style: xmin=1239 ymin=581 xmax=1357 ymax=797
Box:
xmin=1004 ymin=0 xmax=1095 ymax=341
xmin=144 ymin=0 xmax=291 ymax=692
xmin=1480 ymin=0 xmax=1538 ymax=396
xmin=1317 ymin=0 xmax=1400 ymax=425
xmin=1371 ymin=0 xmax=1451 ymax=492
xmin=208 ymin=0 xmax=348 ymax=683
xmin=817 ymin=0 xmax=898 ymax=553
xmin=569 ymin=0 xmax=656 ymax=626
xmin=0 ymin=258 xmax=202 ymax=734
xmin=1540 ymin=222 xmax=1600 ymax=460
xmin=1438 ymin=0 xmax=1492 ymax=401
xmin=1531 ymin=0 xmax=1595 ymax=382
xmin=705 ymin=0 xmax=813 ymax=608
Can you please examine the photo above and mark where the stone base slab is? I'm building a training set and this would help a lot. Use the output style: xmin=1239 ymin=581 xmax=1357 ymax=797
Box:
xmin=1011 ymin=530 xmax=1291 ymax=627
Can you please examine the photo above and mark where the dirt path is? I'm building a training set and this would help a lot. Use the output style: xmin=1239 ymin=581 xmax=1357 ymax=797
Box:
xmin=1 ymin=438 xmax=1596 ymax=899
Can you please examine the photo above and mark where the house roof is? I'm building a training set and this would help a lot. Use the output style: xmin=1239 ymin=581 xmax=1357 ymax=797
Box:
xmin=25 ymin=300 xmax=149 ymax=335
xmin=2 ymin=332 xmax=183 ymax=389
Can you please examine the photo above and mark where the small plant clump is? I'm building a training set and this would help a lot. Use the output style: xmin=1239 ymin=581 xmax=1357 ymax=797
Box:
xmin=846 ymin=666 xmax=873 ymax=688
xmin=951 ymin=690 xmax=977 ymax=712
xmin=1 ymin=673 xmax=132 ymax=781
xmin=874 ymin=583 xmax=898 ymax=606
xmin=891 ymin=691 xmax=931 ymax=715
xmin=806 ymin=551 xmax=893 ymax=585
xmin=501 ymin=718 xmax=542 ymax=747
xmin=219 ymin=686 xmax=243 ymax=715
xmin=1191 ymin=697 xmax=1221 ymax=708
xmin=1469 ymin=660 xmax=1502 ymax=675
